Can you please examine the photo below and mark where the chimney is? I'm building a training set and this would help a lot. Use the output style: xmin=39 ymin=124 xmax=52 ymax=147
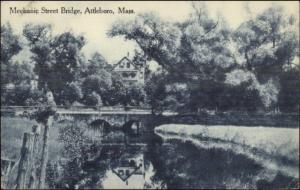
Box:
xmin=127 ymin=52 xmax=129 ymax=58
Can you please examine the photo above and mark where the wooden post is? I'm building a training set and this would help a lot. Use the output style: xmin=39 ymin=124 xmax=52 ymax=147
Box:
xmin=27 ymin=124 xmax=41 ymax=189
xmin=1 ymin=158 xmax=15 ymax=188
xmin=16 ymin=132 xmax=35 ymax=189
xmin=38 ymin=116 xmax=53 ymax=189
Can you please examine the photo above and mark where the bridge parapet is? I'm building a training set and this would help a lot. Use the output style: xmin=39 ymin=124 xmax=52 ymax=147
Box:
xmin=56 ymin=112 xmax=144 ymax=127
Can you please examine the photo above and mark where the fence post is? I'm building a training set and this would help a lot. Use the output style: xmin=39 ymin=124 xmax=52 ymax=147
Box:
xmin=1 ymin=158 xmax=16 ymax=188
xmin=16 ymin=132 xmax=35 ymax=189
xmin=38 ymin=116 xmax=54 ymax=189
xmin=27 ymin=124 xmax=41 ymax=189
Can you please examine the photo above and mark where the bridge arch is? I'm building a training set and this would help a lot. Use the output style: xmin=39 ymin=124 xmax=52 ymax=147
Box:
xmin=55 ymin=112 xmax=147 ymax=137
xmin=123 ymin=120 xmax=141 ymax=136
xmin=89 ymin=119 xmax=111 ymax=134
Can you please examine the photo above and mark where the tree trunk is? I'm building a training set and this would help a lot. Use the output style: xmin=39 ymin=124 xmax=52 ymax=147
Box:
xmin=38 ymin=116 xmax=53 ymax=189
xmin=245 ymin=50 xmax=251 ymax=71
xmin=16 ymin=132 xmax=35 ymax=189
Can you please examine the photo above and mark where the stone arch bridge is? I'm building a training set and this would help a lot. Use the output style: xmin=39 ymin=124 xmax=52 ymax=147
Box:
xmin=54 ymin=109 xmax=165 ymax=138
xmin=1 ymin=106 xmax=176 ymax=134
xmin=55 ymin=109 xmax=153 ymax=132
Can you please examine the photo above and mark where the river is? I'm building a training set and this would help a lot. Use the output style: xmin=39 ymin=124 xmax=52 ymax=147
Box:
xmin=53 ymin=118 xmax=299 ymax=189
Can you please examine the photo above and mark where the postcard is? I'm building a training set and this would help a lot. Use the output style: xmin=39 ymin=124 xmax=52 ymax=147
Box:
xmin=1 ymin=1 xmax=299 ymax=189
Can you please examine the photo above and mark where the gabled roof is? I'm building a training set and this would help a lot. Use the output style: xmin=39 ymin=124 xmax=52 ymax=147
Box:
xmin=112 ymin=164 xmax=143 ymax=182
xmin=112 ymin=56 xmax=139 ymax=70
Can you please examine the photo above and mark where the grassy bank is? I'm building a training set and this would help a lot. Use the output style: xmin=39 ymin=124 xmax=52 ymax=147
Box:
xmin=1 ymin=116 xmax=63 ymax=161
xmin=155 ymin=124 xmax=299 ymax=179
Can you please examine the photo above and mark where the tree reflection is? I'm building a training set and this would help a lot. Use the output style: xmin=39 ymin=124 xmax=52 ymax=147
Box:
xmin=55 ymin=120 xmax=297 ymax=189
xmin=146 ymin=139 xmax=264 ymax=189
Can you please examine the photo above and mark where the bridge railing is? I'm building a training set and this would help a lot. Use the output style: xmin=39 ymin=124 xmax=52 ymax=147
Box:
xmin=0 ymin=105 xmax=152 ymax=113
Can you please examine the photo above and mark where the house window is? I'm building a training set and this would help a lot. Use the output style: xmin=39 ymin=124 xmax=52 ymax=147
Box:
xmin=127 ymin=62 xmax=130 ymax=68
xmin=122 ymin=73 xmax=128 ymax=78
xmin=129 ymin=160 xmax=135 ymax=167
xmin=119 ymin=63 xmax=124 ymax=68
xmin=118 ymin=170 xmax=124 ymax=175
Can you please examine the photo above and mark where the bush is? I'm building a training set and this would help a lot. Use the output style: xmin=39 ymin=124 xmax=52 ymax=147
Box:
xmin=82 ymin=91 xmax=103 ymax=107
xmin=57 ymin=124 xmax=91 ymax=188
xmin=59 ymin=82 xmax=83 ymax=106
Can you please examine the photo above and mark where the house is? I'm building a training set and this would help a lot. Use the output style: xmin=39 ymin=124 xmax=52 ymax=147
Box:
xmin=111 ymin=153 xmax=145 ymax=186
xmin=112 ymin=54 xmax=145 ymax=85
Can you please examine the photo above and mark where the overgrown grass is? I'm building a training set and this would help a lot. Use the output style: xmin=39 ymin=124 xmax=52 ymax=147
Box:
xmin=155 ymin=124 xmax=300 ymax=179
xmin=1 ymin=116 xmax=63 ymax=161
xmin=1 ymin=116 xmax=108 ymax=189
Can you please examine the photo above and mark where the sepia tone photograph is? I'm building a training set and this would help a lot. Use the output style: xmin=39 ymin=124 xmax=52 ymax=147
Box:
xmin=1 ymin=1 xmax=299 ymax=189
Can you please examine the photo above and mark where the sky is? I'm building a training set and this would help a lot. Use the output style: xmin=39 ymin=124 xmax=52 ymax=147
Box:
xmin=1 ymin=1 xmax=299 ymax=67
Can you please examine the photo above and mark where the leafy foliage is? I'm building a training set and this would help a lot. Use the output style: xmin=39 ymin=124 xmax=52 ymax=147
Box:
xmin=81 ymin=70 xmax=112 ymax=105
xmin=1 ymin=23 xmax=22 ymax=85
xmin=233 ymin=5 xmax=299 ymax=78
xmin=144 ymin=71 xmax=168 ymax=114
xmin=1 ymin=3 xmax=299 ymax=112
xmin=82 ymin=91 xmax=103 ymax=107
xmin=110 ymin=3 xmax=299 ymax=112
xmin=23 ymin=24 xmax=85 ymax=105
xmin=57 ymin=124 xmax=88 ymax=188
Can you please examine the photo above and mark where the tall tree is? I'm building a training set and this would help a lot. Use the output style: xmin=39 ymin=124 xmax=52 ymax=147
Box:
xmin=108 ymin=3 xmax=235 ymax=82
xmin=23 ymin=24 xmax=58 ymax=189
xmin=109 ymin=2 xmax=239 ymax=112
xmin=233 ymin=5 xmax=299 ymax=81
xmin=232 ymin=5 xmax=299 ymax=110
xmin=50 ymin=32 xmax=85 ymax=105
xmin=23 ymin=24 xmax=53 ymax=89
xmin=24 ymin=24 xmax=86 ymax=105
xmin=1 ymin=23 xmax=22 ymax=86
xmin=87 ymin=52 xmax=110 ymax=74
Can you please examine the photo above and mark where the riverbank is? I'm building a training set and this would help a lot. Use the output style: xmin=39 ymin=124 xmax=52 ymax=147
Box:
xmin=1 ymin=116 xmax=64 ymax=161
xmin=155 ymin=124 xmax=299 ymax=179
xmin=2 ymin=114 xmax=299 ymax=189
xmin=155 ymin=112 xmax=299 ymax=128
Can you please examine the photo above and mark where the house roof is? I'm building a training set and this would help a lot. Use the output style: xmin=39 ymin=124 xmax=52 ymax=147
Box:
xmin=111 ymin=152 xmax=144 ymax=182
xmin=112 ymin=56 xmax=140 ymax=70
xmin=112 ymin=164 xmax=143 ymax=182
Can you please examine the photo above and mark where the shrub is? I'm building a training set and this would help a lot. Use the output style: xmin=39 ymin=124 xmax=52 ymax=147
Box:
xmin=82 ymin=91 xmax=103 ymax=107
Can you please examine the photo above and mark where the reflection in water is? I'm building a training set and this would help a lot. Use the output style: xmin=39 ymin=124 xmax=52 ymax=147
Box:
xmin=102 ymin=153 xmax=145 ymax=189
xmin=56 ymin=119 xmax=167 ymax=189
xmin=56 ymin=120 xmax=299 ymax=189
xmin=102 ymin=146 xmax=163 ymax=189
xmin=95 ymin=136 xmax=165 ymax=189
